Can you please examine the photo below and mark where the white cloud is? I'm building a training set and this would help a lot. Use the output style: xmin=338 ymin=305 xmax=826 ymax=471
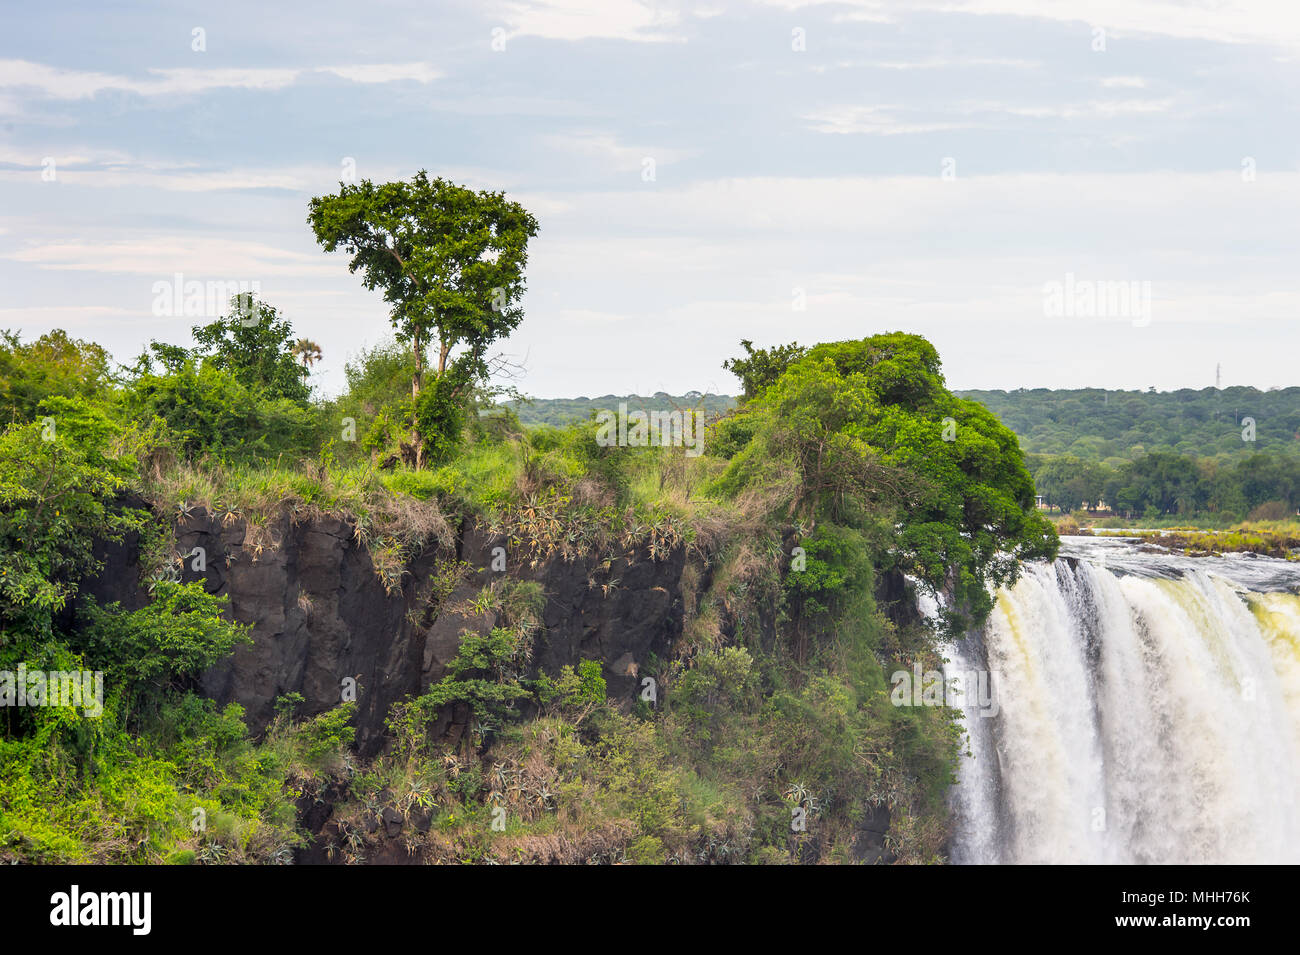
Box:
xmin=757 ymin=0 xmax=1300 ymax=51
xmin=804 ymin=96 xmax=1175 ymax=133
xmin=0 ymin=305 xmax=147 ymax=330
xmin=809 ymin=56 xmax=1042 ymax=74
xmin=4 ymin=237 xmax=337 ymax=277
xmin=803 ymin=104 xmax=975 ymax=135
xmin=6 ymin=170 xmax=1297 ymax=397
xmin=498 ymin=0 xmax=686 ymax=42
xmin=978 ymin=97 xmax=1175 ymax=118
xmin=0 ymin=149 xmax=438 ymax=193
xmin=533 ymin=170 xmax=1300 ymax=238
xmin=545 ymin=132 xmax=694 ymax=170
xmin=0 ymin=145 xmax=106 ymax=167
xmin=555 ymin=308 xmax=630 ymax=324
xmin=874 ymin=57 xmax=1042 ymax=70
xmin=934 ymin=0 xmax=1300 ymax=49
xmin=0 ymin=59 xmax=441 ymax=100
xmin=1100 ymin=75 xmax=1148 ymax=88
xmin=316 ymin=63 xmax=442 ymax=84
xmin=0 ymin=164 xmax=315 ymax=192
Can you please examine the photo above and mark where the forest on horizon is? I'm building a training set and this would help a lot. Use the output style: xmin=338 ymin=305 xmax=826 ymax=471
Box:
xmin=510 ymin=386 xmax=1300 ymax=462
xmin=509 ymin=384 xmax=1300 ymax=522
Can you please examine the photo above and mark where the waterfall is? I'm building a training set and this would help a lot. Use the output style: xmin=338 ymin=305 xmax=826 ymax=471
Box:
xmin=946 ymin=539 xmax=1300 ymax=864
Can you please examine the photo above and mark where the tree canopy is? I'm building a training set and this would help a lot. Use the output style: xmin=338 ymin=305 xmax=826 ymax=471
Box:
xmin=714 ymin=333 xmax=1057 ymax=624
xmin=190 ymin=294 xmax=311 ymax=404
xmin=308 ymin=171 xmax=538 ymax=465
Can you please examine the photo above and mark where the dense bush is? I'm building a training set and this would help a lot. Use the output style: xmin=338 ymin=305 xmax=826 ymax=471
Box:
xmin=712 ymin=333 xmax=1057 ymax=625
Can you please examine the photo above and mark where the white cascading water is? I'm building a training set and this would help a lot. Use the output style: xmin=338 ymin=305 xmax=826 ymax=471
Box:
xmin=945 ymin=536 xmax=1300 ymax=864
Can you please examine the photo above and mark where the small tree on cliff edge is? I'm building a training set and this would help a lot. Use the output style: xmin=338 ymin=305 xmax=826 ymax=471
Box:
xmin=308 ymin=171 xmax=538 ymax=466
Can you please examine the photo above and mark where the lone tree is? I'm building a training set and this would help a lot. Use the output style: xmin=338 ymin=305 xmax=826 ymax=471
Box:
xmin=308 ymin=170 xmax=538 ymax=465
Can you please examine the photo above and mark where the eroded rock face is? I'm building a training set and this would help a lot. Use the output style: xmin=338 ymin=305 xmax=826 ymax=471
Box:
xmin=189 ymin=513 xmax=445 ymax=755
xmin=82 ymin=508 xmax=689 ymax=755
xmin=459 ymin=523 xmax=686 ymax=703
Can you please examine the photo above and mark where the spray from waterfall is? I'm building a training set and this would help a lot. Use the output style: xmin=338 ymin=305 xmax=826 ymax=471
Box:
xmin=945 ymin=541 xmax=1300 ymax=864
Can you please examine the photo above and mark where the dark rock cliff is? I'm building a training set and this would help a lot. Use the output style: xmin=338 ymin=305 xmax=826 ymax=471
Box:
xmin=78 ymin=506 xmax=925 ymax=863
xmin=82 ymin=508 xmax=688 ymax=755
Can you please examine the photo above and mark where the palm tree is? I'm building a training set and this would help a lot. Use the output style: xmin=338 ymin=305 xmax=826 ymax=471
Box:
xmin=292 ymin=338 xmax=322 ymax=370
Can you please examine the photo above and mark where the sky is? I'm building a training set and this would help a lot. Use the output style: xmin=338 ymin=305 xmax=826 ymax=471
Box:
xmin=2 ymin=0 xmax=1299 ymax=398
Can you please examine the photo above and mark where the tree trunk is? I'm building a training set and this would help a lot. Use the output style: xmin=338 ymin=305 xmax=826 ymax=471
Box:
xmin=411 ymin=329 xmax=424 ymax=399
xmin=410 ymin=329 xmax=425 ymax=469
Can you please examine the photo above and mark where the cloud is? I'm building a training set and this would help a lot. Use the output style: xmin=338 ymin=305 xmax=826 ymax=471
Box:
xmin=0 ymin=162 xmax=316 ymax=192
xmin=0 ymin=59 xmax=441 ymax=100
xmin=976 ymin=97 xmax=1175 ymax=118
xmin=544 ymin=132 xmax=694 ymax=170
xmin=809 ymin=56 xmax=1042 ymax=74
xmin=0 ymin=149 xmax=445 ymax=193
xmin=1100 ymin=75 xmax=1148 ymax=88
xmin=316 ymin=63 xmax=442 ymax=84
xmin=873 ymin=57 xmax=1043 ymax=70
xmin=555 ymin=308 xmax=630 ymax=324
xmin=514 ymin=170 xmax=1300 ymax=256
xmin=756 ymin=0 xmax=1300 ymax=51
xmin=804 ymin=96 xmax=1175 ymax=133
xmin=803 ymin=104 xmax=976 ymax=135
xmin=936 ymin=0 xmax=1300 ymax=50
xmin=0 ymin=305 xmax=147 ymax=330
xmin=4 ymin=236 xmax=337 ymax=277
xmin=497 ymin=0 xmax=686 ymax=42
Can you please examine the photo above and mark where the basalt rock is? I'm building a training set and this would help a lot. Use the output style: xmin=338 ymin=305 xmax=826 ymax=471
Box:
xmin=81 ymin=500 xmax=906 ymax=862
xmin=82 ymin=507 xmax=689 ymax=755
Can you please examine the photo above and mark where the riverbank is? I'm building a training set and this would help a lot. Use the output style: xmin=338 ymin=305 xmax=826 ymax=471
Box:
xmin=1050 ymin=515 xmax=1300 ymax=560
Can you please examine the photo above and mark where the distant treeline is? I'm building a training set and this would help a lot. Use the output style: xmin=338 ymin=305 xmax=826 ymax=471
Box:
xmin=514 ymin=387 xmax=1300 ymax=462
xmin=505 ymin=386 xmax=1300 ymax=521
xmin=957 ymin=387 xmax=1300 ymax=463
xmin=1026 ymin=451 xmax=1300 ymax=520
xmin=505 ymin=392 xmax=737 ymax=427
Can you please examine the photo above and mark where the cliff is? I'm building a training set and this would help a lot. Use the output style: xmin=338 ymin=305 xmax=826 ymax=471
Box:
xmin=82 ymin=506 xmax=689 ymax=756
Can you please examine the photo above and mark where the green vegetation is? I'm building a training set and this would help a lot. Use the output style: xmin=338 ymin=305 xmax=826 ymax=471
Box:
xmin=715 ymin=336 xmax=1056 ymax=626
xmin=0 ymin=171 xmax=1061 ymax=864
xmin=506 ymin=392 xmax=736 ymax=428
xmin=1028 ymin=450 xmax=1300 ymax=522
xmin=959 ymin=387 xmax=1300 ymax=462
xmin=309 ymin=170 xmax=538 ymax=468
xmin=956 ymin=388 xmax=1300 ymax=523
xmin=0 ymin=392 xmax=353 ymax=862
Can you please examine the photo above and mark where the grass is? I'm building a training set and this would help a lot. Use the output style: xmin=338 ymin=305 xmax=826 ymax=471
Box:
xmin=140 ymin=425 xmax=748 ymax=567
xmin=140 ymin=459 xmax=455 ymax=591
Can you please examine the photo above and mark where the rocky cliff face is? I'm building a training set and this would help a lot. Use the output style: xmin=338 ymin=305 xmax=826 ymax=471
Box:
xmin=80 ymin=504 xmax=921 ymax=863
xmin=83 ymin=507 xmax=688 ymax=755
